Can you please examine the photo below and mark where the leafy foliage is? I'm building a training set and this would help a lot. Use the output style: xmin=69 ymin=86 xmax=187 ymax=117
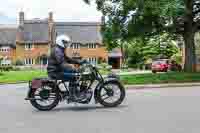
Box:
xmin=84 ymin=0 xmax=200 ymax=72
xmin=125 ymin=33 xmax=179 ymax=67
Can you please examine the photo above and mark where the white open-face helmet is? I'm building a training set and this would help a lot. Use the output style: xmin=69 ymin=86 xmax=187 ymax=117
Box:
xmin=56 ymin=35 xmax=71 ymax=48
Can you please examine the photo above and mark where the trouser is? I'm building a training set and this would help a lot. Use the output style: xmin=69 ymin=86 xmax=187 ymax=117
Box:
xmin=48 ymin=72 xmax=64 ymax=80
xmin=48 ymin=68 xmax=78 ymax=98
xmin=63 ymin=68 xmax=80 ymax=99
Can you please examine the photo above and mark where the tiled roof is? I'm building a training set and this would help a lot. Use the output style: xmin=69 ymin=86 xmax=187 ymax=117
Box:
xmin=0 ymin=27 xmax=17 ymax=47
xmin=55 ymin=22 xmax=102 ymax=44
xmin=18 ymin=20 xmax=49 ymax=43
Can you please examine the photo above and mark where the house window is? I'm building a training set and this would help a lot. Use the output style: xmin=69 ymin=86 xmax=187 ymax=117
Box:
xmin=88 ymin=43 xmax=96 ymax=49
xmin=87 ymin=57 xmax=97 ymax=65
xmin=72 ymin=43 xmax=80 ymax=49
xmin=25 ymin=43 xmax=33 ymax=50
xmin=24 ymin=58 xmax=34 ymax=65
xmin=1 ymin=59 xmax=11 ymax=65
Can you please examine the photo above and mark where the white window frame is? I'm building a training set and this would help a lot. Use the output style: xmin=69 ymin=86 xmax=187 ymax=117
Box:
xmin=88 ymin=43 xmax=96 ymax=49
xmin=87 ymin=57 xmax=97 ymax=65
xmin=24 ymin=58 xmax=34 ymax=65
xmin=1 ymin=59 xmax=11 ymax=65
xmin=72 ymin=43 xmax=80 ymax=49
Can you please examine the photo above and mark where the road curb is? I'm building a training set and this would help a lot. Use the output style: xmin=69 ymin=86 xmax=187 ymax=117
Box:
xmin=1 ymin=81 xmax=200 ymax=89
xmin=0 ymin=81 xmax=28 ymax=85
xmin=125 ymin=83 xmax=200 ymax=89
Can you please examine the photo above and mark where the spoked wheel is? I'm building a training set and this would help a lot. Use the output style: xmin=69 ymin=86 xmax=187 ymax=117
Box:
xmin=97 ymin=81 xmax=126 ymax=107
xmin=30 ymin=85 xmax=59 ymax=111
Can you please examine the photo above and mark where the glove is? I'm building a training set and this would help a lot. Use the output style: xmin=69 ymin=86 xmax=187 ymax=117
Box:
xmin=80 ymin=59 xmax=88 ymax=65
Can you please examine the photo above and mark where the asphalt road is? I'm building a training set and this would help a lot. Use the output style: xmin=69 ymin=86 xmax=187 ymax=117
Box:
xmin=0 ymin=83 xmax=200 ymax=133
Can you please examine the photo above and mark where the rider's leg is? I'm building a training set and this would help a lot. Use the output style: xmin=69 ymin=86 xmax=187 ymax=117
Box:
xmin=48 ymin=72 xmax=64 ymax=80
xmin=63 ymin=68 xmax=79 ymax=100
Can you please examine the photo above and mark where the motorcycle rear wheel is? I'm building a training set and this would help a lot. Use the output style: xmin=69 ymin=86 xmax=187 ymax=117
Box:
xmin=29 ymin=85 xmax=60 ymax=111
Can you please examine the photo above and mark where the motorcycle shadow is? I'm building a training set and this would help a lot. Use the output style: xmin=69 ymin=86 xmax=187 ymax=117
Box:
xmin=48 ymin=104 xmax=128 ymax=112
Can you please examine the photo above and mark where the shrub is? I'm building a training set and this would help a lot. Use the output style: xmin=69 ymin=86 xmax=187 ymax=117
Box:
xmin=0 ymin=66 xmax=13 ymax=71
xmin=12 ymin=67 xmax=21 ymax=71
xmin=98 ymin=63 xmax=112 ymax=71
xmin=171 ymin=54 xmax=182 ymax=65
xmin=15 ymin=59 xmax=24 ymax=66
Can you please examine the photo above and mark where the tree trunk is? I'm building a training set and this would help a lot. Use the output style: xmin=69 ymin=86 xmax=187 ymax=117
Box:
xmin=183 ymin=32 xmax=196 ymax=72
xmin=120 ymin=43 xmax=125 ymax=67
xmin=183 ymin=0 xmax=196 ymax=72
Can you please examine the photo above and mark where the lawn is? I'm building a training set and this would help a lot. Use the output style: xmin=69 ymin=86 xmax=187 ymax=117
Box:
xmin=0 ymin=69 xmax=110 ymax=84
xmin=0 ymin=70 xmax=47 ymax=83
xmin=120 ymin=72 xmax=200 ymax=85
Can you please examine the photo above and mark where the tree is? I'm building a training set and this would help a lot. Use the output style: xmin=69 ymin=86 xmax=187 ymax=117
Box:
xmin=125 ymin=39 xmax=145 ymax=68
xmin=84 ymin=0 xmax=200 ymax=72
xmin=144 ymin=33 xmax=179 ymax=59
xmin=125 ymin=33 xmax=179 ymax=67
xmin=171 ymin=0 xmax=200 ymax=72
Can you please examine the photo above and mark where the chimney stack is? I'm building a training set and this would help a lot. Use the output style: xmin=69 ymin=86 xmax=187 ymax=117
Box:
xmin=48 ymin=12 xmax=54 ymax=48
xmin=19 ymin=11 xmax=24 ymax=26
xmin=101 ymin=16 xmax=105 ymax=25
xmin=48 ymin=12 xmax=53 ymax=22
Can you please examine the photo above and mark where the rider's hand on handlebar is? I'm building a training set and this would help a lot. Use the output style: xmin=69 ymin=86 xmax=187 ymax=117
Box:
xmin=80 ymin=59 xmax=88 ymax=65
xmin=74 ymin=64 xmax=80 ymax=69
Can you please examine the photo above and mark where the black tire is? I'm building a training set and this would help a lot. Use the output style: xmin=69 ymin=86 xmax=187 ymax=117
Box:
xmin=96 ymin=81 xmax=126 ymax=107
xmin=152 ymin=70 xmax=156 ymax=73
xmin=29 ymin=86 xmax=60 ymax=111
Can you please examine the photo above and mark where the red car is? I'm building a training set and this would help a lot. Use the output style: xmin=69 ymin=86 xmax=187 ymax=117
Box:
xmin=151 ymin=59 xmax=170 ymax=73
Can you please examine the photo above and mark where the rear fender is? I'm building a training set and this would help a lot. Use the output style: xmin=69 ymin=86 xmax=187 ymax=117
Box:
xmin=26 ymin=79 xmax=57 ymax=99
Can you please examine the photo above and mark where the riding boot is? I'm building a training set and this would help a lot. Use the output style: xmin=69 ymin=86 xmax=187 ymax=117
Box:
xmin=69 ymin=81 xmax=79 ymax=101
xmin=69 ymin=81 xmax=86 ymax=101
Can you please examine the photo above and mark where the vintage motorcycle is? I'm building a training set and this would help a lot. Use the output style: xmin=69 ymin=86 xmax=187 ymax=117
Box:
xmin=25 ymin=63 xmax=126 ymax=111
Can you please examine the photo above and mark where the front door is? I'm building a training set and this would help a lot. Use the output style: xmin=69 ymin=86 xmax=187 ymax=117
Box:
xmin=42 ymin=57 xmax=48 ymax=65
xmin=108 ymin=57 xmax=120 ymax=69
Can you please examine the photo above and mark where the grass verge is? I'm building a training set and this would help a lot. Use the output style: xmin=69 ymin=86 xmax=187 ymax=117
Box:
xmin=120 ymin=72 xmax=200 ymax=85
xmin=1 ymin=71 xmax=200 ymax=85
xmin=0 ymin=70 xmax=47 ymax=83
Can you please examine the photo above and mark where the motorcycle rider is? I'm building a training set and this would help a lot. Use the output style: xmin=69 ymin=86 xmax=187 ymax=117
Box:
xmin=47 ymin=34 xmax=86 ymax=101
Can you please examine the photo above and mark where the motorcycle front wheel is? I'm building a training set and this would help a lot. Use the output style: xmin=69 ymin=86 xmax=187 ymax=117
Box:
xmin=97 ymin=81 xmax=126 ymax=107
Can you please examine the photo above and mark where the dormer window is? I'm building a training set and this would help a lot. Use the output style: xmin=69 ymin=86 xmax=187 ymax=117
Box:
xmin=0 ymin=46 xmax=10 ymax=52
xmin=72 ymin=43 xmax=80 ymax=49
xmin=88 ymin=43 xmax=97 ymax=49
xmin=25 ymin=43 xmax=33 ymax=50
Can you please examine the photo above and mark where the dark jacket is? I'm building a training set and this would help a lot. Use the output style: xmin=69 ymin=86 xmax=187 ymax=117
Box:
xmin=47 ymin=45 xmax=80 ymax=75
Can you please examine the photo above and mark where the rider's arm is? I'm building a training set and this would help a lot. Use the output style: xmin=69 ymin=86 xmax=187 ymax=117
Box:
xmin=64 ymin=56 xmax=81 ymax=65
xmin=54 ymin=47 xmax=81 ymax=65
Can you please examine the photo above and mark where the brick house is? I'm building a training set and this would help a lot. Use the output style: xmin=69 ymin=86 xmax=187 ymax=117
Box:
xmin=15 ymin=12 xmax=53 ymax=66
xmin=0 ymin=12 xmax=122 ymax=68
xmin=0 ymin=26 xmax=17 ymax=65
xmin=15 ymin=12 xmax=109 ymax=66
